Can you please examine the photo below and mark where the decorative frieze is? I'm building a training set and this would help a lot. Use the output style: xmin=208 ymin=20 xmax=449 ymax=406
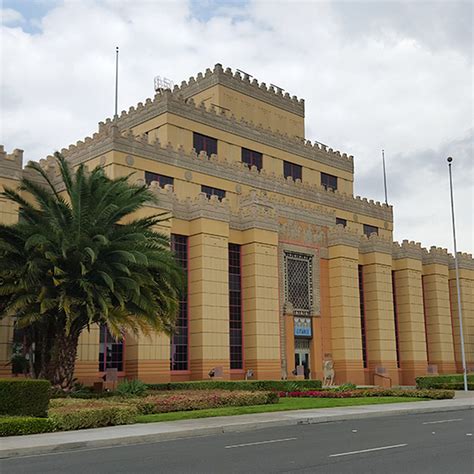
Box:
xmin=327 ymin=225 xmax=360 ymax=248
xmin=359 ymin=233 xmax=393 ymax=255
xmin=0 ymin=145 xmax=23 ymax=180
xmin=422 ymin=246 xmax=450 ymax=266
xmin=392 ymin=240 xmax=423 ymax=260
xmin=449 ymin=252 xmax=474 ymax=271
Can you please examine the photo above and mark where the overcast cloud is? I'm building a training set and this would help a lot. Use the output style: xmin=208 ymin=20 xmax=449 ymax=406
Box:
xmin=0 ymin=0 xmax=472 ymax=252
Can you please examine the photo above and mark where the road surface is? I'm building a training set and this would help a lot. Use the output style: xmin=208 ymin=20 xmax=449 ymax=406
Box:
xmin=2 ymin=409 xmax=473 ymax=473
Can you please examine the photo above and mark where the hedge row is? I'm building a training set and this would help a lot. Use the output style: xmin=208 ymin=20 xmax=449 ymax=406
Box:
xmin=136 ymin=390 xmax=278 ymax=414
xmin=0 ymin=379 xmax=51 ymax=417
xmin=416 ymin=374 xmax=474 ymax=390
xmin=279 ymin=389 xmax=455 ymax=400
xmin=147 ymin=380 xmax=322 ymax=392
xmin=0 ymin=416 xmax=56 ymax=437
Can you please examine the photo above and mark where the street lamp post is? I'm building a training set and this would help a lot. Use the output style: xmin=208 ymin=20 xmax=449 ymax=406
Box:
xmin=447 ymin=157 xmax=468 ymax=392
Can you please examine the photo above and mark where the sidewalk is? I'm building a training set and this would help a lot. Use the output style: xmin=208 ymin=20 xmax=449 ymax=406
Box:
xmin=1 ymin=393 xmax=472 ymax=459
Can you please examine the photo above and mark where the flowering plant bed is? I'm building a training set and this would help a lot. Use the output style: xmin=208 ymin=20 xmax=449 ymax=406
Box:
xmin=278 ymin=389 xmax=454 ymax=400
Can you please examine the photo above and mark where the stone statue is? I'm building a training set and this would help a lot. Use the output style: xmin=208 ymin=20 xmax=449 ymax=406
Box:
xmin=323 ymin=359 xmax=335 ymax=387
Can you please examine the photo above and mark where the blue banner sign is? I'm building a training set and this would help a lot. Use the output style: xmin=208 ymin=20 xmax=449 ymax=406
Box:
xmin=294 ymin=317 xmax=312 ymax=337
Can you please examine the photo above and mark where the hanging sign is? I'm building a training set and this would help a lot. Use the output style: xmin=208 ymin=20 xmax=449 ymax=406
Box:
xmin=294 ymin=317 xmax=312 ymax=337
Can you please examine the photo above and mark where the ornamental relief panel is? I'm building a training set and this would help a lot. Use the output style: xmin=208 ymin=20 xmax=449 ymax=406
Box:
xmin=279 ymin=220 xmax=328 ymax=247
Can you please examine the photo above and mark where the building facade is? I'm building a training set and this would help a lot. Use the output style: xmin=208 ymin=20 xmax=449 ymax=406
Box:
xmin=1 ymin=64 xmax=473 ymax=385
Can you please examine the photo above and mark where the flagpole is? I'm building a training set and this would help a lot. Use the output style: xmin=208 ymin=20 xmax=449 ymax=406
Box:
xmin=114 ymin=46 xmax=119 ymax=119
xmin=382 ymin=149 xmax=388 ymax=205
xmin=447 ymin=157 xmax=468 ymax=391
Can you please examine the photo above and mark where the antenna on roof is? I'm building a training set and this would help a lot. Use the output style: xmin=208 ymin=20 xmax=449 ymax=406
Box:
xmin=154 ymin=76 xmax=174 ymax=92
xmin=270 ymin=83 xmax=285 ymax=93
xmin=382 ymin=149 xmax=388 ymax=205
xmin=114 ymin=46 xmax=119 ymax=119
xmin=236 ymin=68 xmax=253 ymax=78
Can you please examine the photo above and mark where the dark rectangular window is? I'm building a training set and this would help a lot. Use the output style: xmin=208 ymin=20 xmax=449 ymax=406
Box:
xmin=99 ymin=325 xmax=124 ymax=372
xmin=144 ymin=171 xmax=174 ymax=187
xmin=193 ymin=132 xmax=217 ymax=156
xmin=171 ymin=234 xmax=189 ymax=371
xmin=363 ymin=224 xmax=378 ymax=237
xmin=321 ymin=172 xmax=338 ymax=191
xmin=392 ymin=271 xmax=401 ymax=369
xmin=336 ymin=217 xmax=347 ymax=227
xmin=242 ymin=148 xmax=262 ymax=171
xmin=358 ymin=265 xmax=368 ymax=369
xmin=201 ymin=185 xmax=226 ymax=201
xmin=229 ymin=244 xmax=243 ymax=370
xmin=284 ymin=161 xmax=302 ymax=181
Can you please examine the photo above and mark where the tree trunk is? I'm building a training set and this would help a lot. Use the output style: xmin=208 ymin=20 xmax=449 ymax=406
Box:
xmin=39 ymin=328 xmax=80 ymax=390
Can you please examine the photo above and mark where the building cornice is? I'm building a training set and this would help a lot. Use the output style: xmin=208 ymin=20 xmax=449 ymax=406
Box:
xmin=422 ymin=246 xmax=450 ymax=266
xmin=359 ymin=233 xmax=393 ymax=255
xmin=327 ymin=225 xmax=360 ymax=248
xmin=392 ymin=240 xmax=423 ymax=260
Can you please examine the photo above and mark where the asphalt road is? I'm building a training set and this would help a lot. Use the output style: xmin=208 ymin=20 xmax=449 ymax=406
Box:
xmin=2 ymin=410 xmax=473 ymax=473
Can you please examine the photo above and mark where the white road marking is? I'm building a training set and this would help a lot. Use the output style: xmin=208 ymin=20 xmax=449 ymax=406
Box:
xmin=225 ymin=437 xmax=297 ymax=449
xmin=422 ymin=418 xmax=463 ymax=425
xmin=329 ymin=443 xmax=407 ymax=457
xmin=467 ymin=433 xmax=472 ymax=436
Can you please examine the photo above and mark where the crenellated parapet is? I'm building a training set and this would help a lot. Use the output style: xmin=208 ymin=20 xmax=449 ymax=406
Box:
xmin=392 ymin=239 xmax=423 ymax=260
xmin=327 ymin=224 xmax=360 ymax=248
xmin=99 ymin=79 xmax=353 ymax=173
xmin=449 ymin=252 xmax=474 ymax=271
xmin=359 ymin=233 xmax=393 ymax=255
xmin=0 ymin=145 xmax=23 ymax=181
xmin=422 ymin=246 xmax=450 ymax=266
xmin=44 ymin=124 xmax=390 ymax=222
xmin=171 ymin=63 xmax=305 ymax=117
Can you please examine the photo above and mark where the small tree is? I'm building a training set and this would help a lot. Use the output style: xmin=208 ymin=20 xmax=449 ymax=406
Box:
xmin=0 ymin=154 xmax=183 ymax=389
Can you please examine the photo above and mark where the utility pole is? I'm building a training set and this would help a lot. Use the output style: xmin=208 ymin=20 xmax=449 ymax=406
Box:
xmin=447 ymin=156 xmax=468 ymax=391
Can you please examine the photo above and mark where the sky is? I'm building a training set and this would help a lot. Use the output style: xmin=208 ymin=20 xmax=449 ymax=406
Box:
xmin=0 ymin=0 xmax=472 ymax=253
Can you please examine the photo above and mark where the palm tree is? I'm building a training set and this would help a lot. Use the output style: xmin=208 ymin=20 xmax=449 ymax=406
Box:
xmin=0 ymin=153 xmax=183 ymax=389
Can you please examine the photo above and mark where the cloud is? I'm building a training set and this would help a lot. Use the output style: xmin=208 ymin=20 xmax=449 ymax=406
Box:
xmin=0 ymin=0 xmax=472 ymax=252
xmin=1 ymin=8 xmax=24 ymax=25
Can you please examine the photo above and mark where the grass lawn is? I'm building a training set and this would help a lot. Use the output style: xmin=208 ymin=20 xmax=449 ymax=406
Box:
xmin=137 ymin=396 xmax=426 ymax=423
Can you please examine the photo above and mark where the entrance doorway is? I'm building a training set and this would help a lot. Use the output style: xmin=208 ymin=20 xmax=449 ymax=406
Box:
xmin=294 ymin=338 xmax=311 ymax=379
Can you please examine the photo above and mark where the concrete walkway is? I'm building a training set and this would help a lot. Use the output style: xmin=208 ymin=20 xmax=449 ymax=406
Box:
xmin=1 ymin=392 xmax=472 ymax=459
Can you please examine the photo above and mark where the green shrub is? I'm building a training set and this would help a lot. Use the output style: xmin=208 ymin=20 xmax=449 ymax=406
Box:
xmin=0 ymin=379 xmax=51 ymax=417
xmin=135 ymin=390 xmax=278 ymax=414
xmin=0 ymin=416 xmax=56 ymax=437
xmin=116 ymin=379 xmax=148 ymax=397
xmin=332 ymin=383 xmax=357 ymax=392
xmin=416 ymin=374 xmax=474 ymax=390
xmin=50 ymin=406 xmax=138 ymax=431
xmin=147 ymin=380 xmax=322 ymax=392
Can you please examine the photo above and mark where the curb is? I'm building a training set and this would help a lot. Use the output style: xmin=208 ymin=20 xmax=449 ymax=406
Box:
xmin=1 ymin=403 xmax=472 ymax=459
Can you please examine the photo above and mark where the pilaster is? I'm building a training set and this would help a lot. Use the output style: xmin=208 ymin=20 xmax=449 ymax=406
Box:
xmin=422 ymin=247 xmax=456 ymax=374
xmin=241 ymin=228 xmax=280 ymax=380
xmin=327 ymin=226 xmax=364 ymax=384
xmin=360 ymin=235 xmax=399 ymax=385
xmin=449 ymin=253 xmax=474 ymax=372
xmin=392 ymin=241 xmax=428 ymax=384
xmin=188 ymin=214 xmax=230 ymax=379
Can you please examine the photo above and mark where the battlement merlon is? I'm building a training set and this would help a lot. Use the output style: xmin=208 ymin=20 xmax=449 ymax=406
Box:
xmin=173 ymin=63 xmax=305 ymax=118
xmin=0 ymin=145 xmax=23 ymax=181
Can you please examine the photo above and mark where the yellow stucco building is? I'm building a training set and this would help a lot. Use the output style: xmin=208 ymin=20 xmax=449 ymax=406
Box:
xmin=1 ymin=64 xmax=473 ymax=386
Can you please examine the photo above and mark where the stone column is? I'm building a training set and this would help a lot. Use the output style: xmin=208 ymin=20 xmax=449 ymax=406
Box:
xmin=449 ymin=253 xmax=474 ymax=372
xmin=241 ymin=229 xmax=280 ymax=380
xmin=188 ymin=195 xmax=231 ymax=379
xmin=360 ymin=235 xmax=399 ymax=385
xmin=422 ymin=247 xmax=456 ymax=374
xmin=392 ymin=241 xmax=428 ymax=385
xmin=238 ymin=194 xmax=281 ymax=380
xmin=327 ymin=226 xmax=365 ymax=384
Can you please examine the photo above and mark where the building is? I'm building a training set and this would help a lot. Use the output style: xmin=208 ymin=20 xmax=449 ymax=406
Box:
xmin=0 ymin=64 xmax=473 ymax=386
